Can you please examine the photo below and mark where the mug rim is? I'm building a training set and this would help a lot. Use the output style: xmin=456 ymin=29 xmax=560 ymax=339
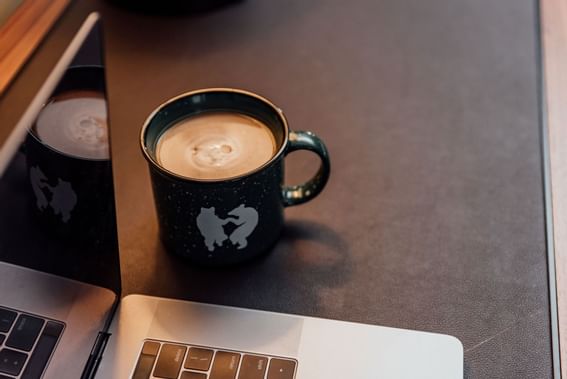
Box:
xmin=140 ymin=88 xmax=290 ymax=183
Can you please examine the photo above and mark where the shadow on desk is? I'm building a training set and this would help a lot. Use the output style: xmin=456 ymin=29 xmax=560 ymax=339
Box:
xmin=143 ymin=219 xmax=352 ymax=317
xmin=104 ymin=0 xmax=321 ymax=63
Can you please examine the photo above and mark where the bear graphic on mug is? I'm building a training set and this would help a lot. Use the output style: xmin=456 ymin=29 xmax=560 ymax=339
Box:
xmin=227 ymin=204 xmax=258 ymax=249
xmin=196 ymin=204 xmax=259 ymax=252
xmin=29 ymin=165 xmax=77 ymax=223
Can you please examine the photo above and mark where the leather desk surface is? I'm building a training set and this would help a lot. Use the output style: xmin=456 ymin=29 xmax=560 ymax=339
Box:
xmin=0 ymin=0 xmax=553 ymax=377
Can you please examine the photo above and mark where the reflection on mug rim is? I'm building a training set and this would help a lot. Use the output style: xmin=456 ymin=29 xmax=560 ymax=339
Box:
xmin=140 ymin=88 xmax=290 ymax=184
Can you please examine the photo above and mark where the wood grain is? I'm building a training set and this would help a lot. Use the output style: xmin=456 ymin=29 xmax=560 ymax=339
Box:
xmin=541 ymin=0 xmax=567 ymax=376
xmin=0 ymin=0 xmax=69 ymax=95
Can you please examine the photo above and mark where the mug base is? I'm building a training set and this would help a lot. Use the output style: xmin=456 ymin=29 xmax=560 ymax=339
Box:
xmin=160 ymin=234 xmax=281 ymax=267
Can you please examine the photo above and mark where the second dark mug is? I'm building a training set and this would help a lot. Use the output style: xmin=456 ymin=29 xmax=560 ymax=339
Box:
xmin=141 ymin=88 xmax=331 ymax=265
xmin=25 ymin=66 xmax=116 ymax=245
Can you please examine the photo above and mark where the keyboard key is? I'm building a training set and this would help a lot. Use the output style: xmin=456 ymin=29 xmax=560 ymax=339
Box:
xmin=0 ymin=310 xmax=16 ymax=333
xmin=0 ymin=348 xmax=27 ymax=376
xmin=181 ymin=372 xmax=207 ymax=379
xmin=209 ymin=351 xmax=240 ymax=379
xmin=184 ymin=347 xmax=214 ymax=371
xmin=5 ymin=315 xmax=44 ymax=352
xmin=267 ymin=358 xmax=296 ymax=379
xmin=132 ymin=341 xmax=161 ymax=379
xmin=153 ymin=344 xmax=186 ymax=378
xmin=21 ymin=321 xmax=64 ymax=379
xmin=238 ymin=354 xmax=268 ymax=379
xmin=141 ymin=341 xmax=160 ymax=356
xmin=0 ymin=335 xmax=5 ymax=346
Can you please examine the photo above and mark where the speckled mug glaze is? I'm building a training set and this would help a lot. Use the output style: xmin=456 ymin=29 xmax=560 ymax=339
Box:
xmin=141 ymin=88 xmax=330 ymax=265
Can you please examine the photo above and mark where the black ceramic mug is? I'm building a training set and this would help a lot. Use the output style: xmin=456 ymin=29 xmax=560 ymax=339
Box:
xmin=25 ymin=66 xmax=116 ymax=245
xmin=141 ymin=88 xmax=331 ymax=265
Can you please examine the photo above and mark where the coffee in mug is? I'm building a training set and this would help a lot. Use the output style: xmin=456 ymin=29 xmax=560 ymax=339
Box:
xmin=155 ymin=112 xmax=276 ymax=180
xmin=33 ymin=90 xmax=109 ymax=160
xmin=142 ymin=88 xmax=331 ymax=265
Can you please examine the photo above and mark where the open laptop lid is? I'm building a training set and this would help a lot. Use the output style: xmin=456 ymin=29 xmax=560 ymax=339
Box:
xmin=0 ymin=13 xmax=121 ymax=295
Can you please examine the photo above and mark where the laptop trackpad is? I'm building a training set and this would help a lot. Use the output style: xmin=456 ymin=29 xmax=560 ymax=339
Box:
xmin=148 ymin=299 xmax=304 ymax=357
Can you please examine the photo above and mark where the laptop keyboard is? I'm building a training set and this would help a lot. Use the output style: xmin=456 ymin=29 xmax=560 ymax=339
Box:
xmin=0 ymin=307 xmax=64 ymax=379
xmin=132 ymin=340 xmax=297 ymax=379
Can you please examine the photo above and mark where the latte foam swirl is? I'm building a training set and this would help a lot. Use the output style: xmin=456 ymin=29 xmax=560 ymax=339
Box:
xmin=156 ymin=112 xmax=276 ymax=180
xmin=189 ymin=134 xmax=240 ymax=169
xmin=34 ymin=91 xmax=109 ymax=160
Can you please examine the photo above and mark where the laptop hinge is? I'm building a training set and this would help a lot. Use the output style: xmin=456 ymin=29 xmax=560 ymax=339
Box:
xmin=81 ymin=331 xmax=111 ymax=379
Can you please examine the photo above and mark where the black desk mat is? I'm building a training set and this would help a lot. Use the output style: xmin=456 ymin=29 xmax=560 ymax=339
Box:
xmin=0 ymin=0 xmax=553 ymax=377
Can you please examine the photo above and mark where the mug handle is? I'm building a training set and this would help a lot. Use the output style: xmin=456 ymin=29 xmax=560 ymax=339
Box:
xmin=282 ymin=130 xmax=331 ymax=207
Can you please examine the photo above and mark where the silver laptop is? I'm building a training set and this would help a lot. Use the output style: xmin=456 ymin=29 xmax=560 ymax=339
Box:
xmin=0 ymin=13 xmax=463 ymax=379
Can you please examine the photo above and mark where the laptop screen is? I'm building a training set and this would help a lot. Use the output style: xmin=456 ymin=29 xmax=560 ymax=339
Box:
xmin=0 ymin=17 xmax=121 ymax=294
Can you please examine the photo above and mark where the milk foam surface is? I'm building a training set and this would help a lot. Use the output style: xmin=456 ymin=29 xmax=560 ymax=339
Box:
xmin=34 ymin=91 xmax=109 ymax=160
xmin=156 ymin=112 xmax=276 ymax=180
